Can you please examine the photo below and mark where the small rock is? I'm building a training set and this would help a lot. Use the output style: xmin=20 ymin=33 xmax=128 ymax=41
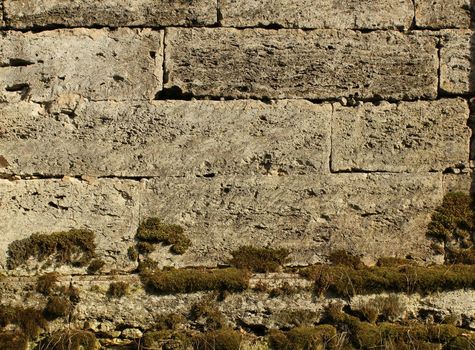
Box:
xmin=122 ymin=328 xmax=143 ymax=339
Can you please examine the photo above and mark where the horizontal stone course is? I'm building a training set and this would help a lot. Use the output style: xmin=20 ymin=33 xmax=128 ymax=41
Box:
xmin=4 ymin=0 xmax=216 ymax=28
xmin=440 ymin=29 xmax=475 ymax=95
xmin=0 ymin=173 xmax=442 ymax=274
xmin=332 ymin=99 xmax=471 ymax=172
xmin=415 ymin=0 xmax=472 ymax=28
xmin=0 ymin=28 xmax=162 ymax=102
xmin=219 ymin=0 xmax=414 ymax=30
xmin=165 ymin=28 xmax=438 ymax=100
xmin=0 ymin=99 xmax=331 ymax=177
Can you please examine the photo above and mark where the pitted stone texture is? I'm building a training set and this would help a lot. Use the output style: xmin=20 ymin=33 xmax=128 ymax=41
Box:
xmin=0 ymin=178 xmax=141 ymax=274
xmin=0 ymin=100 xmax=331 ymax=177
xmin=165 ymin=28 xmax=438 ymax=100
xmin=0 ymin=28 xmax=162 ymax=103
xmin=219 ymin=0 xmax=413 ymax=30
xmin=440 ymin=30 xmax=475 ymax=95
xmin=415 ymin=0 xmax=472 ymax=28
xmin=332 ymin=99 xmax=471 ymax=172
xmin=4 ymin=0 xmax=216 ymax=29
xmin=141 ymin=173 xmax=442 ymax=267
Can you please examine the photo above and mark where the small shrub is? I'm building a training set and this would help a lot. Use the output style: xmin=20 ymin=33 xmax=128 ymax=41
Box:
xmin=357 ymin=294 xmax=405 ymax=323
xmin=44 ymin=296 xmax=72 ymax=319
xmin=142 ymin=268 xmax=250 ymax=294
xmin=136 ymin=217 xmax=191 ymax=255
xmin=0 ymin=331 xmax=28 ymax=350
xmin=269 ymin=325 xmax=338 ymax=350
xmin=137 ymin=241 xmax=155 ymax=255
xmin=269 ymin=282 xmax=300 ymax=298
xmin=107 ymin=282 xmax=129 ymax=298
xmin=36 ymin=272 xmax=60 ymax=295
xmin=137 ymin=257 xmax=158 ymax=273
xmin=37 ymin=329 xmax=98 ymax=350
xmin=275 ymin=309 xmax=319 ymax=328
xmin=0 ymin=305 xmax=48 ymax=339
xmin=87 ymin=259 xmax=105 ymax=274
xmin=229 ymin=246 xmax=290 ymax=273
xmin=192 ymin=328 xmax=242 ymax=350
xmin=7 ymin=229 xmax=96 ymax=269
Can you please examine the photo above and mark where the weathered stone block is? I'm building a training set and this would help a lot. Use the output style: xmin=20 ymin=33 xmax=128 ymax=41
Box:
xmin=0 ymin=178 xmax=141 ymax=274
xmin=332 ymin=99 xmax=471 ymax=172
xmin=440 ymin=30 xmax=474 ymax=95
xmin=219 ymin=0 xmax=413 ymax=30
xmin=0 ymin=100 xmax=331 ymax=177
xmin=165 ymin=28 xmax=438 ymax=100
xmin=141 ymin=173 xmax=443 ymax=267
xmin=4 ymin=0 xmax=216 ymax=28
xmin=415 ymin=0 xmax=472 ymax=28
xmin=0 ymin=28 xmax=162 ymax=102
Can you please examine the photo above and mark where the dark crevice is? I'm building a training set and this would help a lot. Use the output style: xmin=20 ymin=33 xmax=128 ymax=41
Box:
xmin=0 ymin=58 xmax=35 ymax=67
xmin=154 ymin=86 xmax=193 ymax=100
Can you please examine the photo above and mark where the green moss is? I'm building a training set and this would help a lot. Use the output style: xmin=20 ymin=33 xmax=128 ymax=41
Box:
xmin=328 ymin=250 xmax=363 ymax=269
xmin=143 ymin=329 xmax=192 ymax=350
xmin=427 ymin=192 xmax=475 ymax=264
xmin=36 ymin=272 xmax=60 ymax=295
xmin=301 ymin=264 xmax=475 ymax=297
xmin=269 ymin=325 xmax=338 ymax=350
xmin=7 ymin=229 xmax=96 ymax=269
xmin=37 ymin=330 xmax=98 ymax=350
xmin=136 ymin=217 xmax=191 ymax=255
xmin=192 ymin=328 xmax=242 ymax=350
xmin=141 ymin=268 xmax=250 ymax=295
xmin=190 ymin=301 xmax=226 ymax=331
xmin=324 ymin=304 xmax=475 ymax=350
xmin=107 ymin=281 xmax=129 ymax=298
xmin=427 ymin=192 xmax=474 ymax=243
xmin=229 ymin=246 xmax=290 ymax=273
xmin=0 ymin=305 xmax=47 ymax=339
xmin=155 ymin=313 xmax=187 ymax=331
xmin=0 ymin=331 xmax=28 ymax=350
xmin=127 ymin=246 xmax=139 ymax=261
xmin=44 ymin=296 xmax=72 ymax=319
xmin=86 ymin=259 xmax=105 ymax=274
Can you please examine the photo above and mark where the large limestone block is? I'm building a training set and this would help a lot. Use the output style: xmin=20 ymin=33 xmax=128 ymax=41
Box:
xmin=332 ymin=99 xmax=471 ymax=172
xmin=0 ymin=178 xmax=141 ymax=274
xmin=0 ymin=28 xmax=162 ymax=103
xmin=415 ymin=0 xmax=472 ymax=28
xmin=165 ymin=28 xmax=438 ymax=100
xmin=219 ymin=0 xmax=413 ymax=30
xmin=4 ymin=0 xmax=216 ymax=28
xmin=0 ymin=100 xmax=331 ymax=177
xmin=140 ymin=173 xmax=443 ymax=267
xmin=440 ymin=30 xmax=474 ymax=95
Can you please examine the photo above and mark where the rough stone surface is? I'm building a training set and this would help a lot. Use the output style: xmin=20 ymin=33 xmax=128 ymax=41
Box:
xmin=0 ymin=100 xmax=331 ymax=177
xmin=2 ymin=275 xmax=474 ymax=332
xmin=440 ymin=29 xmax=474 ymax=95
xmin=165 ymin=28 xmax=438 ymax=100
xmin=332 ymin=99 xmax=471 ymax=172
xmin=0 ymin=28 xmax=162 ymax=103
xmin=219 ymin=0 xmax=414 ymax=29
xmin=4 ymin=0 xmax=216 ymax=28
xmin=0 ymin=178 xmax=141 ymax=274
xmin=141 ymin=173 xmax=443 ymax=267
xmin=415 ymin=0 xmax=472 ymax=28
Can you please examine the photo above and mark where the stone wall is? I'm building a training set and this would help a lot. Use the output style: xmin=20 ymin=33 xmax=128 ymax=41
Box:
xmin=1 ymin=0 xmax=473 ymax=272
